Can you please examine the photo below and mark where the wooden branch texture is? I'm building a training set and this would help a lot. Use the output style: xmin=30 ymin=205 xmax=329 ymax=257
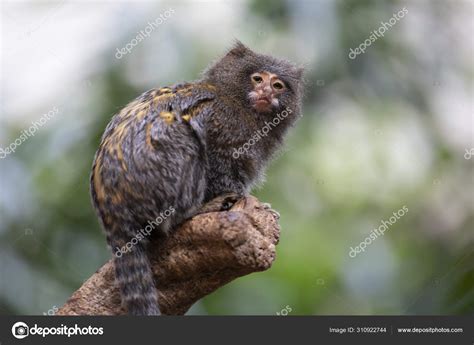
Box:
xmin=57 ymin=196 xmax=280 ymax=315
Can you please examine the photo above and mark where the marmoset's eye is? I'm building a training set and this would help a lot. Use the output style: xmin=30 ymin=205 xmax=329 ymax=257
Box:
xmin=251 ymin=74 xmax=263 ymax=83
xmin=273 ymin=81 xmax=285 ymax=90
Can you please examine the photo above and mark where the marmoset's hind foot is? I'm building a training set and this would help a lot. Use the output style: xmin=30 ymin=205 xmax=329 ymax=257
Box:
xmin=261 ymin=202 xmax=280 ymax=220
xmin=196 ymin=192 xmax=244 ymax=215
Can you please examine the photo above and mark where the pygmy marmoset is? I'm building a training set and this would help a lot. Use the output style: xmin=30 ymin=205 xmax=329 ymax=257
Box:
xmin=90 ymin=41 xmax=304 ymax=315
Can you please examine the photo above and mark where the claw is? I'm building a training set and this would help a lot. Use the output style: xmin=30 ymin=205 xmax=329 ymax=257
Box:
xmin=196 ymin=192 xmax=243 ymax=215
xmin=262 ymin=202 xmax=280 ymax=219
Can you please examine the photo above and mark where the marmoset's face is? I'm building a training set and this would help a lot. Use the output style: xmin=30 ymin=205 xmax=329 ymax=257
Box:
xmin=248 ymin=71 xmax=287 ymax=113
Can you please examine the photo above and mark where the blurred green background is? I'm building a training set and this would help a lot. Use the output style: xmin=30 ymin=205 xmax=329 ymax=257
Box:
xmin=1 ymin=0 xmax=473 ymax=315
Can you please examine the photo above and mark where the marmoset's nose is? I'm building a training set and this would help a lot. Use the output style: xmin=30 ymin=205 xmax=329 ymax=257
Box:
xmin=257 ymin=83 xmax=271 ymax=94
xmin=260 ymin=81 xmax=272 ymax=94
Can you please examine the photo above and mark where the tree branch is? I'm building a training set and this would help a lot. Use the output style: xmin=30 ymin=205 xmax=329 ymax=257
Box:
xmin=57 ymin=196 xmax=280 ymax=315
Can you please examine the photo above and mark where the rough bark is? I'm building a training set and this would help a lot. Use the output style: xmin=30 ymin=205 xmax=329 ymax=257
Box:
xmin=57 ymin=196 xmax=280 ymax=315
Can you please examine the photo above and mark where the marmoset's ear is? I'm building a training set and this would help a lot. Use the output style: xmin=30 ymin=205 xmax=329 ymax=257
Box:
xmin=226 ymin=40 xmax=252 ymax=58
xmin=295 ymin=66 xmax=304 ymax=80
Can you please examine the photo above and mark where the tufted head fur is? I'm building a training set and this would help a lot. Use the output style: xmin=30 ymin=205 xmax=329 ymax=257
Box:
xmin=203 ymin=41 xmax=304 ymax=118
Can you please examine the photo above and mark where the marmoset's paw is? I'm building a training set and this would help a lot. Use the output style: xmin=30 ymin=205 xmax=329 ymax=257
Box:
xmin=197 ymin=192 xmax=243 ymax=215
xmin=261 ymin=202 xmax=280 ymax=220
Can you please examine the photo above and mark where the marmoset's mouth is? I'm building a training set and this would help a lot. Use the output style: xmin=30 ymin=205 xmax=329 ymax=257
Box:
xmin=248 ymin=89 xmax=276 ymax=113
xmin=253 ymin=97 xmax=273 ymax=112
xmin=256 ymin=98 xmax=270 ymax=105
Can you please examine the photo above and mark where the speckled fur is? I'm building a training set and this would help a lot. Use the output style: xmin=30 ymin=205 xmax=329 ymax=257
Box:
xmin=90 ymin=41 xmax=303 ymax=315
